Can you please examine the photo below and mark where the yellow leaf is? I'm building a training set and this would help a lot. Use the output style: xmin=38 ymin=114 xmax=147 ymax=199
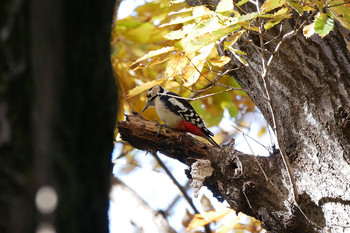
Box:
xmin=166 ymin=53 xmax=188 ymax=79
xmin=160 ymin=15 xmax=194 ymax=27
xmin=130 ymin=46 xmax=177 ymax=70
xmin=192 ymin=6 xmax=214 ymax=18
xmin=261 ymin=0 xmax=286 ymax=13
xmin=209 ymin=56 xmax=231 ymax=67
xmin=223 ymin=30 xmax=244 ymax=47
xmin=195 ymin=17 xmax=220 ymax=37
xmin=163 ymin=23 xmax=196 ymax=40
xmin=257 ymin=126 xmax=267 ymax=138
xmin=181 ymin=43 xmax=215 ymax=86
xmin=264 ymin=7 xmax=291 ymax=30
xmin=188 ymin=209 xmax=233 ymax=229
xmin=325 ymin=0 xmax=350 ymax=31
xmin=160 ymin=6 xmax=213 ymax=27
xmin=286 ymin=0 xmax=304 ymax=15
xmin=180 ymin=63 xmax=203 ymax=86
xmin=216 ymin=0 xmax=234 ymax=13
xmin=225 ymin=46 xmax=248 ymax=66
xmin=216 ymin=212 xmax=242 ymax=233
xmin=168 ymin=7 xmax=193 ymax=16
xmin=123 ymin=78 xmax=167 ymax=99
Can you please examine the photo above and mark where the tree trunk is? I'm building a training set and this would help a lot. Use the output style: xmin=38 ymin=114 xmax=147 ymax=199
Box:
xmin=0 ymin=0 xmax=117 ymax=232
xmin=118 ymin=3 xmax=350 ymax=232
xmin=221 ymin=18 xmax=350 ymax=233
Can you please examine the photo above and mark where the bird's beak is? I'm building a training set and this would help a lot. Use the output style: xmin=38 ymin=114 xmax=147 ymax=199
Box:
xmin=142 ymin=100 xmax=151 ymax=112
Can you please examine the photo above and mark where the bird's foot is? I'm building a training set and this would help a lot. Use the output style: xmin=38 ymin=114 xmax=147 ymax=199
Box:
xmin=152 ymin=119 xmax=161 ymax=125
xmin=156 ymin=124 xmax=164 ymax=137
xmin=152 ymin=120 xmax=162 ymax=137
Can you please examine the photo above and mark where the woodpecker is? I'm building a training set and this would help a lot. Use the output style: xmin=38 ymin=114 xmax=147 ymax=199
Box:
xmin=142 ymin=85 xmax=220 ymax=148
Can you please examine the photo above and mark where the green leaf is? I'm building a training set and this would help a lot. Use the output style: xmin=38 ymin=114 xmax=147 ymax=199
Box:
xmin=191 ymin=100 xmax=204 ymax=115
xmin=237 ymin=0 xmax=250 ymax=6
xmin=314 ymin=12 xmax=334 ymax=37
xmin=217 ymin=92 xmax=236 ymax=116
xmin=227 ymin=104 xmax=238 ymax=118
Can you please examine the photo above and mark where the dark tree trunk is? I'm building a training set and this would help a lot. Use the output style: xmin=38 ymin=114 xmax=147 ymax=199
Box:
xmin=0 ymin=0 xmax=117 ymax=232
xmin=119 ymin=1 xmax=350 ymax=232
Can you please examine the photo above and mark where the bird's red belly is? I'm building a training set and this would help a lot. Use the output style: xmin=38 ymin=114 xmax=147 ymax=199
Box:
xmin=175 ymin=120 xmax=205 ymax=137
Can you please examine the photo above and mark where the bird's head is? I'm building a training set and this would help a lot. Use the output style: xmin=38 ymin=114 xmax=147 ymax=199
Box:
xmin=142 ymin=85 xmax=166 ymax=112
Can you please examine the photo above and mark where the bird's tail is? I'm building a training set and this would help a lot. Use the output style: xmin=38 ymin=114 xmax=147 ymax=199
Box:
xmin=205 ymin=135 xmax=220 ymax=148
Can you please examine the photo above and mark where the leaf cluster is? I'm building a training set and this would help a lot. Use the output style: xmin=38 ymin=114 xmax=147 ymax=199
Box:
xmin=112 ymin=0 xmax=349 ymax=135
xmin=184 ymin=207 xmax=264 ymax=233
xmin=112 ymin=0 xmax=259 ymax=146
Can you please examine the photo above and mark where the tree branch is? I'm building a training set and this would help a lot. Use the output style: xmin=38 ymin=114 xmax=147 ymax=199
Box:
xmin=117 ymin=112 xmax=320 ymax=232
xmin=117 ymin=112 xmax=220 ymax=164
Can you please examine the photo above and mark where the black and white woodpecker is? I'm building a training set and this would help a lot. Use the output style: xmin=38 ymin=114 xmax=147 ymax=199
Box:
xmin=142 ymin=86 xmax=220 ymax=148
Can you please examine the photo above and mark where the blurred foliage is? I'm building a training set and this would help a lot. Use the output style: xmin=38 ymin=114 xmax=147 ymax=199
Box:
xmin=183 ymin=200 xmax=265 ymax=233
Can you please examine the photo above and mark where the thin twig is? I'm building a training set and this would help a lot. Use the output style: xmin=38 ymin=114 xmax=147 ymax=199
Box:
xmin=184 ymin=54 xmax=213 ymax=84
xmin=253 ymin=0 xmax=300 ymax=203
xmin=242 ymin=134 xmax=269 ymax=181
xmin=231 ymin=125 xmax=271 ymax=152
xmin=165 ymin=180 xmax=192 ymax=215
xmin=242 ymin=189 xmax=259 ymax=219
xmin=151 ymin=151 xmax=199 ymax=213
xmin=151 ymin=151 xmax=212 ymax=233
xmin=260 ymin=52 xmax=300 ymax=203
xmin=255 ymin=10 xmax=318 ymax=203
xmin=159 ymin=86 xmax=246 ymax=101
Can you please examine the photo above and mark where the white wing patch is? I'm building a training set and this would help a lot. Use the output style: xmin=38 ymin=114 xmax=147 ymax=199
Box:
xmin=169 ymin=97 xmax=186 ymax=110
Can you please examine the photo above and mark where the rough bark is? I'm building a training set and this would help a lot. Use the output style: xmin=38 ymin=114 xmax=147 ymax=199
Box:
xmin=0 ymin=0 xmax=117 ymax=232
xmin=219 ymin=16 xmax=350 ymax=233
xmin=119 ymin=3 xmax=350 ymax=232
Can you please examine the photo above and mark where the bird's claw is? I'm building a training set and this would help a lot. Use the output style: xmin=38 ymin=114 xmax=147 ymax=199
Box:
xmin=156 ymin=124 xmax=163 ymax=137
xmin=152 ymin=120 xmax=162 ymax=137
xmin=152 ymin=119 xmax=160 ymax=125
